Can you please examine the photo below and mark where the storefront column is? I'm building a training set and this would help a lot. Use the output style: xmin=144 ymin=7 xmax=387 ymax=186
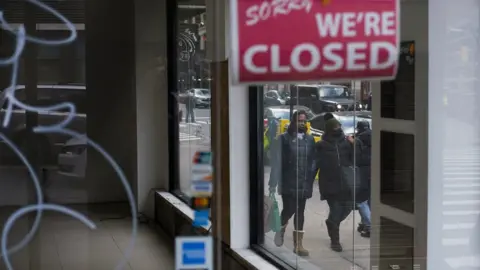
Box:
xmin=207 ymin=0 xmax=251 ymax=267
xmin=134 ymin=0 xmax=169 ymax=217
xmin=428 ymin=0 xmax=480 ymax=269
xmin=370 ymin=1 xmax=428 ymax=269
xmin=206 ymin=0 xmax=231 ymax=258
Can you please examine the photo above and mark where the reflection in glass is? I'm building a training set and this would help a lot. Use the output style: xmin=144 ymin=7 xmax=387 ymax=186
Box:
xmin=380 ymin=131 xmax=414 ymax=213
xmin=378 ymin=217 xmax=414 ymax=270
xmin=176 ymin=2 xmax=211 ymax=197
xmin=260 ymin=83 xmax=369 ymax=269
xmin=381 ymin=41 xmax=415 ymax=120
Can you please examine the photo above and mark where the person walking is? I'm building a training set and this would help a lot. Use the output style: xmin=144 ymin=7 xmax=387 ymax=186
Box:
xmin=355 ymin=120 xmax=372 ymax=238
xmin=314 ymin=118 xmax=362 ymax=252
xmin=264 ymin=114 xmax=279 ymax=164
xmin=268 ymin=110 xmax=317 ymax=257
xmin=185 ymin=90 xmax=196 ymax=123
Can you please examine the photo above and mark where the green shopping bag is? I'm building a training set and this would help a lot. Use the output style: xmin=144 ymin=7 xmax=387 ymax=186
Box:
xmin=269 ymin=193 xmax=281 ymax=233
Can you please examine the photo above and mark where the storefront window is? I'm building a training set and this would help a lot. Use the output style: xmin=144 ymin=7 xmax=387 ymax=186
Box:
xmin=246 ymin=1 xmax=433 ymax=268
xmin=174 ymin=1 xmax=210 ymax=198
xmin=252 ymin=83 xmax=368 ymax=269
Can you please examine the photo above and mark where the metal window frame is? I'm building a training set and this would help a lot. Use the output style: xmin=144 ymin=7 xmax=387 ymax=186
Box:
xmin=247 ymin=86 xmax=296 ymax=270
xmin=166 ymin=0 xmax=186 ymax=202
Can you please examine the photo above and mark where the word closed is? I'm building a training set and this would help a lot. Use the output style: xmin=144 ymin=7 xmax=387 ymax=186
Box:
xmin=230 ymin=0 xmax=400 ymax=83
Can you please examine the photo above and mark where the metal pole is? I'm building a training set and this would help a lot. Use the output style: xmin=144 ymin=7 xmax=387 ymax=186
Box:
xmin=288 ymin=84 xmax=293 ymax=119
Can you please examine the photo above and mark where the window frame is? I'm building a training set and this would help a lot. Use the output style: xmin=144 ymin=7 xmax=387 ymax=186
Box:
xmin=248 ymin=86 xmax=297 ymax=270
xmin=166 ymin=0 xmax=188 ymax=202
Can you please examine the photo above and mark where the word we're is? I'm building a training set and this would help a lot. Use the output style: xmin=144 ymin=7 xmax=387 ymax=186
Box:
xmin=316 ymin=11 xmax=396 ymax=38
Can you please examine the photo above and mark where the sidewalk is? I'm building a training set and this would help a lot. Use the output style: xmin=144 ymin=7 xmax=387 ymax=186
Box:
xmin=264 ymin=169 xmax=370 ymax=270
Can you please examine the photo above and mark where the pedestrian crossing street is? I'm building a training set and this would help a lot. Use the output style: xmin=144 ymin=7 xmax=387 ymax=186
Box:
xmin=179 ymin=121 xmax=209 ymax=127
xmin=442 ymin=147 xmax=480 ymax=269
xmin=179 ymin=120 xmax=210 ymax=142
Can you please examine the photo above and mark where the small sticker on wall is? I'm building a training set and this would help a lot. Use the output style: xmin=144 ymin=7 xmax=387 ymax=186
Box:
xmin=193 ymin=209 xmax=210 ymax=227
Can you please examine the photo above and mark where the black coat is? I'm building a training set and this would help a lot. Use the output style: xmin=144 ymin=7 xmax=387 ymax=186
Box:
xmin=268 ymin=132 xmax=316 ymax=199
xmin=356 ymin=129 xmax=371 ymax=203
xmin=315 ymin=133 xmax=362 ymax=201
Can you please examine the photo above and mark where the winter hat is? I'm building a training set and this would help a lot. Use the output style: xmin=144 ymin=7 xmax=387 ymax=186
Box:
xmin=325 ymin=118 xmax=341 ymax=133
xmin=324 ymin=112 xmax=334 ymax=121
xmin=356 ymin=120 xmax=369 ymax=132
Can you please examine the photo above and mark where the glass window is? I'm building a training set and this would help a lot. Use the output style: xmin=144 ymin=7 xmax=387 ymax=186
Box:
xmin=293 ymin=86 xmax=319 ymax=98
xmin=319 ymin=86 xmax=351 ymax=98
xmin=49 ymin=86 xmax=87 ymax=114
xmin=381 ymin=41 xmax=415 ymax=120
xmin=251 ymin=77 xmax=417 ymax=269
xmin=253 ymin=82 xmax=373 ymax=269
xmin=379 ymin=217 xmax=414 ymax=270
xmin=380 ymin=131 xmax=414 ymax=213
xmin=0 ymin=29 xmax=86 ymax=169
xmin=175 ymin=1 xmax=210 ymax=200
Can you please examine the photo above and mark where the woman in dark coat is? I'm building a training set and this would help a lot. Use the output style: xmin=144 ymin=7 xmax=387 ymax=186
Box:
xmin=355 ymin=121 xmax=372 ymax=237
xmin=315 ymin=118 xmax=362 ymax=252
xmin=268 ymin=110 xmax=316 ymax=256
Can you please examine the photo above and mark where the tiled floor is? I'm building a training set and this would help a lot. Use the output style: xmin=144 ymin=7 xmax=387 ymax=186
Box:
xmin=0 ymin=203 xmax=174 ymax=270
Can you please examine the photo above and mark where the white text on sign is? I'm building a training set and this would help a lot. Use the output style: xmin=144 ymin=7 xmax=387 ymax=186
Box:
xmin=316 ymin=12 xmax=396 ymax=37
xmin=243 ymin=11 xmax=397 ymax=74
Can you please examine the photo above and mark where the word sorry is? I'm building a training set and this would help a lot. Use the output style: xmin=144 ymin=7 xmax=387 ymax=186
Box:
xmin=245 ymin=0 xmax=313 ymax=26
xmin=243 ymin=11 xmax=397 ymax=74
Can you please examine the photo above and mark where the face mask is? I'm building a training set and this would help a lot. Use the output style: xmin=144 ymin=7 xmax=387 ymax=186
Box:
xmin=332 ymin=128 xmax=343 ymax=137
xmin=297 ymin=124 xmax=306 ymax=133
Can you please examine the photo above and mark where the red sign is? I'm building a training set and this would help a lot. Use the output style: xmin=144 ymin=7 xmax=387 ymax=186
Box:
xmin=229 ymin=0 xmax=399 ymax=84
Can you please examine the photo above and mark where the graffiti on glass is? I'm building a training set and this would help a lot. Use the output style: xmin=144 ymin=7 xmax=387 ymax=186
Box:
xmin=0 ymin=1 xmax=137 ymax=269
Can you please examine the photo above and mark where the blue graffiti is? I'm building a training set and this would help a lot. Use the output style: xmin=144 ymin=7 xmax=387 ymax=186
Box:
xmin=0 ymin=1 xmax=137 ymax=269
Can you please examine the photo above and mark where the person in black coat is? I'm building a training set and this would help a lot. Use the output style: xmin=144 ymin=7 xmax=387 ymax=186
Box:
xmin=314 ymin=118 xmax=362 ymax=252
xmin=324 ymin=112 xmax=335 ymax=122
xmin=355 ymin=121 xmax=372 ymax=237
xmin=268 ymin=110 xmax=316 ymax=257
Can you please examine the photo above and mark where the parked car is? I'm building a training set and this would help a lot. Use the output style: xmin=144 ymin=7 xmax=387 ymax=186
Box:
xmin=281 ymin=91 xmax=291 ymax=105
xmin=290 ymin=84 xmax=363 ymax=114
xmin=58 ymin=136 xmax=87 ymax=177
xmin=309 ymin=111 xmax=372 ymax=136
xmin=192 ymin=88 xmax=211 ymax=108
xmin=177 ymin=88 xmax=211 ymax=108
xmin=264 ymin=90 xmax=286 ymax=107
xmin=0 ymin=84 xmax=86 ymax=166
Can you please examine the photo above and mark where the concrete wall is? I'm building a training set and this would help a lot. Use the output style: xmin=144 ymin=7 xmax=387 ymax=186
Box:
xmin=85 ymin=0 xmax=137 ymax=203
xmin=134 ymin=0 xmax=170 ymax=217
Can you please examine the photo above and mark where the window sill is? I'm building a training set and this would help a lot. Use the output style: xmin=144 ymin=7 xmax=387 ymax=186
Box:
xmin=156 ymin=191 xmax=210 ymax=233
xmin=231 ymin=248 xmax=281 ymax=270
xmin=156 ymin=191 xmax=281 ymax=270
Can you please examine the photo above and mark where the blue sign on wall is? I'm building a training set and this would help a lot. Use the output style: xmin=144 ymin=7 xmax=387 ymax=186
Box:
xmin=182 ymin=242 xmax=205 ymax=264
xmin=175 ymin=236 xmax=213 ymax=270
